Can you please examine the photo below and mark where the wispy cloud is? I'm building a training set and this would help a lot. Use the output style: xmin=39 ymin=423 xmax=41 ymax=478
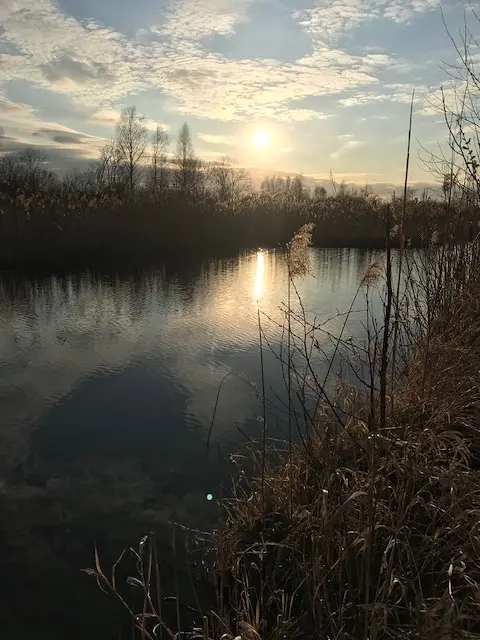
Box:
xmin=277 ymin=109 xmax=331 ymax=122
xmin=198 ymin=133 xmax=238 ymax=145
xmin=89 ymin=109 xmax=122 ymax=124
xmin=339 ymin=83 xmax=419 ymax=108
xmin=0 ymin=0 xmax=389 ymax=123
xmin=331 ymin=138 xmax=364 ymax=159
xmin=161 ymin=0 xmax=255 ymax=43
xmin=32 ymin=127 xmax=100 ymax=146
xmin=294 ymin=0 xmax=441 ymax=41
xmin=0 ymin=92 xmax=38 ymax=131
xmin=383 ymin=0 xmax=440 ymax=23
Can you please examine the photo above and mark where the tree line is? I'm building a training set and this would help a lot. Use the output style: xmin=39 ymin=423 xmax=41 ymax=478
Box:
xmin=0 ymin=104 xmax=478 ymax=269
xmin=0 ymin=106 xmax=376 ymax=212
xmin=0 ymin=107 xmax=257 ymax=212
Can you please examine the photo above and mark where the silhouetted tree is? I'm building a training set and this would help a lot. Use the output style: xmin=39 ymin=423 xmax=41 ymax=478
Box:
xmin=313 ymin=185 xmax=327 ymax=200
xmin=115 ymin=106 xmax=147 ymax=194
xmin=96 ymin=139 xmax=128 ymax=194
xmin=0 ymin=148 xmax=57 ymax=196
xmin=20 ymin=149 xmax=48 ymax=193
xmin=291 ymin=174 xmax=309 ymax=201
xmin=208 ymin=156 xmax=251 ymax=211
xmin=174 ymin=122 xmax=200 ymax=197
xmin=261 ymin=175 xmax=287 ymax=195
xmin=150 ymin=126 xmax=169 ymax=196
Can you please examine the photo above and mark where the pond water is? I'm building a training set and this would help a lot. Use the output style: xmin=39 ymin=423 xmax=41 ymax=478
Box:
xmin=0 ymin=248 xmax=384 ymax=639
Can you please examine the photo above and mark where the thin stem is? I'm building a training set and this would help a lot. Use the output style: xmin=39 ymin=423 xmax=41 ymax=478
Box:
xmin=380 ymin=204 xmax=393 ymax=432
xmin=257 ymin=298 xmax=267 ymax=521
xmin=391 ymin=89 xmax=414 ymax=412
xmin=287 ymin=269 xmax=293 ymax=519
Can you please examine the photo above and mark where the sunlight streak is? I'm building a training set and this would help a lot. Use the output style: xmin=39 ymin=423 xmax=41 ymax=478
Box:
xmin=254 ymin=250 xmax=265 ymax=300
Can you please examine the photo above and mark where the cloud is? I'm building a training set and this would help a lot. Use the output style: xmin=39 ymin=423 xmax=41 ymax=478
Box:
xmin=339 ymin=93 xmax=391 ymax=107
xmin=338 ymin=82 xmax=458 ymax=119
xmin=0 ymin=0 xmax=388 ymax=123
xmin=0 ymin=91 xmax=103 ymax=170
xmin=0 ymin=137 xmax=95 ymax=172
xmin=31 ymin=127 xmax=99 ymax=145
xmin=41 ymin=54 xmax=115 ymax=87
xmin=0 ymin=90 xmax=103 ymax=149
xmin=0 ymin=92 xmax=38 ymax=131
xmin=276 ymin=109 xmax=331 ymax=122
xmin=339 ymin=82 xmax=419 ymax=108
xmin=383 ymin=0 xmax=440 ymax=23
xmin=294 ymin=0 xmax=441 ymax=41
xmin=0 ymin=0 xmax=147 ymax=104
xmin=161 ymin=0 xmax=255 ymax=43
xmin=144 ymin=118 xmax=167 ymax=132
xmin=414 ymin=84 xmax=463 ymax=117
xmin=198 ymin=133 xmax=238 ymax=145
xmin=89 ymin=109 xmax=121 ymax=124
xmin=331 ymin=139 xmax=364 ymax=159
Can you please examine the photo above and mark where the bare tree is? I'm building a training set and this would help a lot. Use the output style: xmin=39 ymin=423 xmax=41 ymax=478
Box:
xmin=208 ymin=156 xmax=251 ymax=211
xmin=174 ymin=122 xmax=200 ymax=196
xmin=421 ymin=10 xmax=480 ymax=203
xmin=20 ymin=148 xmax=48 ymax=193
xmin=290 ymin=174 xmax=309 ymax=201
xmin=260 ymin=175 xmax=285 ymax=195
xmin=115 ymin=106 xmax=147 ymax=194
xmin=97 ymin=139 xmax=126 ymax=193
xmin=150 ymin=126 xmax=169 ymax=196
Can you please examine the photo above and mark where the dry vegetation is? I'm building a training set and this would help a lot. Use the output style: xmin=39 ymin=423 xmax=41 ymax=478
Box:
xmin=84 ymin=217 xmax=480 ymax=639
xmin=209 ymin=240 xmax=480 ymax=640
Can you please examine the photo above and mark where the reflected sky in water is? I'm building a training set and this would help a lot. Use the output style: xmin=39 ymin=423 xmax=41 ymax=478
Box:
xmin=0 ymin=248 xmax=382 ymax=468
xmin=0 ymin=247 xmax=387 ymax=639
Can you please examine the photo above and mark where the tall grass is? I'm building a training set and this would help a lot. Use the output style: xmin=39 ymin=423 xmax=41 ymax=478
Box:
xmin=0 ymin=183 xmax=478 ymax=270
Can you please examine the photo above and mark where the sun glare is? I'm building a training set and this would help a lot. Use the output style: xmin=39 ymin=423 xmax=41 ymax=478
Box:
xmin=253 ymin=130 xmax=270 ymax=149
xmin=254 ymin=250 xmax=265 ymax=300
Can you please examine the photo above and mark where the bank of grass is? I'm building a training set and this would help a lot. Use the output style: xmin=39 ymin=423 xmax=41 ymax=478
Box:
xmin=86 ymin=221 xmax=480 ymax=639
xmin=199 ymin=233 xmax=480 ymax=640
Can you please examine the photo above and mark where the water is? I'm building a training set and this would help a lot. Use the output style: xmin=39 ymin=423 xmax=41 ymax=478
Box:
xmin=0 ymin=248 xmax=384 ymax=639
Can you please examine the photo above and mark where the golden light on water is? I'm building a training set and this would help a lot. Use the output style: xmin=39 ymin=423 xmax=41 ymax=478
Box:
xmin=254 ymin=250 xmax=265 ymax=300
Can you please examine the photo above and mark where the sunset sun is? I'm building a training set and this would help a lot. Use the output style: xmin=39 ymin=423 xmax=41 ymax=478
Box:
xmin=252 ymin=130 xmax=270 ymax=149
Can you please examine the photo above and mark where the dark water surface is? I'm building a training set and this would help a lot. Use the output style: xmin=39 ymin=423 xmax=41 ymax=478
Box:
xmin=0 ymin=248 xmax=383 ymax=639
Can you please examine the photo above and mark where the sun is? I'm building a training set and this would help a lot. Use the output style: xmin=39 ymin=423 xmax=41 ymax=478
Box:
xmin=252 ymin=130 xmax=270 ymax=149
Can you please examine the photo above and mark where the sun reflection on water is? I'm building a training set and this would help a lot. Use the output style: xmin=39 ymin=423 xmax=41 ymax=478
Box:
xmin=254 ymin=250 xmax=265 ymax=300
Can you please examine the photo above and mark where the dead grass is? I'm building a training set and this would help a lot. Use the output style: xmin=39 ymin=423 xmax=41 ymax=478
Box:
xmin=85 ymin=233 xmax=480 ymax=640
xmin=209 ymin=239 xmax=480 ymax=640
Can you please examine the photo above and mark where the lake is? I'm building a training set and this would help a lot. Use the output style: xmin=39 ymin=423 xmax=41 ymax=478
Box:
xmin=0 ymin=247 xmax=384 ymax=639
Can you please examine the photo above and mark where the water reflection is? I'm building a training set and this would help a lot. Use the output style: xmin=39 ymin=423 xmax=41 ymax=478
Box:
xmin=0 ymin=247 xmax=383 ymax=640
xmin=254 ymin=250 xmax=265 ymax=300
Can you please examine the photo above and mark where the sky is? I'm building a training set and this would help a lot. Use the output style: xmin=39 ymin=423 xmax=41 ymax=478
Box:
xmin=0 ymin=0 xmax=475 ymax=193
